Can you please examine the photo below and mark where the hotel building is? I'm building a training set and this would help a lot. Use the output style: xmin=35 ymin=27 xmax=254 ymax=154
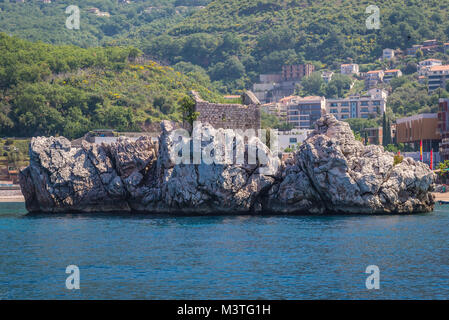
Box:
xmin=326 ymin=89 xmax=388 ymax=120
xmin=285 ymin=96 xmax=326 ymax=129
xmin=427 ymin=65 xmax=449 ymax=92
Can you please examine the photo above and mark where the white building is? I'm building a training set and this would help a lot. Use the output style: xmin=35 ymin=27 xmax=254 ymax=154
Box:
xmin=321 ymin=71 xmax=334 ymax=83
xmin=418 ymin=59 xmax=442 ymax=76
xmin=382 ymin=48 xmax=395 ymax=60
xmin=341 ymin=64 xmax=359 ymax=75
xmin=278 ymin=130 xmax=312 ymax=151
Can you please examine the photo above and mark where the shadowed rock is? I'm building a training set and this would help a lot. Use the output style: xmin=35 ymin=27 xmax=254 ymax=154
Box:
xmin=19 ymin=114 xmax=435 ymax=214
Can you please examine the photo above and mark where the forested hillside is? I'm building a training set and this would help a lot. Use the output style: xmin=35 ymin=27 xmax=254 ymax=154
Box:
xmin=140 ymin=0 xmax=449 ymax=91
xmin=2 ymin=0 xmax=449 ymax=92
xmin=0 ymin=33 xmax=222 ymax=138
xmin=0 ymin=0 xmax=209 ymax=47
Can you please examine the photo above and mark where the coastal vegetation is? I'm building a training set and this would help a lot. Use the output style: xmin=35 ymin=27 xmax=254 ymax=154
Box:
xmin=0 ymin=33 xmax=222 ymax=139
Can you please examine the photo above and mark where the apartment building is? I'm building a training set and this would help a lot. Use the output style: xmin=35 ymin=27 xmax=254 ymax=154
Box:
xmin=427 ymin=65 xmax=449 ymax=92
xmin=365 ymin=70 xmax=384 ymax=89
xmin=286 ymin=96 xmax=326 ymax=129
xmin=383 ymin=69 xmax=402 ymax=83
xmin=326 ymin=89 xmax=387 ymax=120
xmin=282 ymin=64 xmax=315 ymax=81
xmin=340 ymin=63 xmax=359 ymax=75
xmin=396 ymin=113 xmax=440 ymax=152
xmin=418 ymin=59 xmax=442 ymax=76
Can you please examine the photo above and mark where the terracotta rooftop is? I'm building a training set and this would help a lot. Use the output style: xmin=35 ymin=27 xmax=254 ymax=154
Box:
xmin=367 ymin=70 xmax=383 ymax=74
xmin=384 ymin=69 xmax=401 ymax=73
xmin=429 ymin=65 xmax=449 ymax=72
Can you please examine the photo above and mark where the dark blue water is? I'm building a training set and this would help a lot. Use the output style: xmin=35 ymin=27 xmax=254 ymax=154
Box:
xmin=0 ymin=202 xmax=448 ymax=300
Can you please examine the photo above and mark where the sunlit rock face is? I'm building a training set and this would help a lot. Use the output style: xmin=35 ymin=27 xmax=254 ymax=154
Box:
xmin=20 ymin=115 xmax=435 ymax=214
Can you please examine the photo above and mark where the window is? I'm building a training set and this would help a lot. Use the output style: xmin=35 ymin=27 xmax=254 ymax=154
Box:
xmin=289 ymin=138 xmax=297 ymax=143
xmin=373 ymin=101 xmax=381 ymax=106
xmin=361 ymin=101 xmax=369 ymax=106
xmin=361 ymin=107 xmax=369 ymax=113
xmin=330 ymin=103 xmax=338 ymax=107
xmin=361 ymin=114 xmax=369 ymax=118
xmin=341 ymin=102 xmax=349 ymax=107
xmin=341 ymin=114 xmax=349 ymax=119
xmin=330 ymin=109 xmax=338 ymax=114
xmin=341 ymin=108 xmax=349 ymax=113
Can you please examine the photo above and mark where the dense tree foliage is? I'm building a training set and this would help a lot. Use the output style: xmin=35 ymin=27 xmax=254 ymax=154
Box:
xmin=0 ymin=33 xmax=222 ymax=139
xmin=3 ymin=0 xmax=449 ymax=92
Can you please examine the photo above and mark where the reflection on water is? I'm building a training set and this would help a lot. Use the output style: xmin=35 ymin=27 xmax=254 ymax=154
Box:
xmin=0 ymin=202 xmax=448 ymax=299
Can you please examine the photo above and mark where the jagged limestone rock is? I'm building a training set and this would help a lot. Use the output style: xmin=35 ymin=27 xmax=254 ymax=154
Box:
xmin=20 ymin=115 xmax=435 ymax=214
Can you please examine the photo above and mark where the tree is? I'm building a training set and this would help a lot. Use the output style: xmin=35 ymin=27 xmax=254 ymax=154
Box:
xmin=179 ymin=96 xmax=199 ymax=128
xmin=300 ymin=72 xmax=325 ymax=96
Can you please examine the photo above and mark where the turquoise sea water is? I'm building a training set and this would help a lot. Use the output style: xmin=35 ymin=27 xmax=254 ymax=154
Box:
xmin=0 ymin=202 xmax=448 ymax=299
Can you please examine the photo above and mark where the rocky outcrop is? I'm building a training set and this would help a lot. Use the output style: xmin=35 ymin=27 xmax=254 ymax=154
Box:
xmin=20 ymin=114 xmax=435 ymax=214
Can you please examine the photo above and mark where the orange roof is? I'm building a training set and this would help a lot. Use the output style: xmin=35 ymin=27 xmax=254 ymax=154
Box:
xmin=384 ymin=69 xmax=400 ymax=73
xmin=279 ymin=95 xmax=297 ymax=103
xmin=367 ymin=70 xmax=383 ymax=74
xmin=429 ymin=65 xmax=449 ymax=72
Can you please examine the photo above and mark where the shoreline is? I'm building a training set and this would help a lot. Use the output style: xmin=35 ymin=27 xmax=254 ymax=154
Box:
xmin=1 ymin=193 xmax=449 ymax=204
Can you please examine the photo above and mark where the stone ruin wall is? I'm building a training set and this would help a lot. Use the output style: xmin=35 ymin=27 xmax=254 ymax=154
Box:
xmin=191 ymin=91 xmax=261 ymax=131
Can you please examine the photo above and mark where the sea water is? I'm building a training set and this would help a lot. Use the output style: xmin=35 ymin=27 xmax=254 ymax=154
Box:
xmin=0 ymin=202 xmax=448 ymax=299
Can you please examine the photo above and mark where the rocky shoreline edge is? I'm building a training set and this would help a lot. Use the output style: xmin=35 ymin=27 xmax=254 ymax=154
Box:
xmin=19 ymin=115 xmax=435 ymax=214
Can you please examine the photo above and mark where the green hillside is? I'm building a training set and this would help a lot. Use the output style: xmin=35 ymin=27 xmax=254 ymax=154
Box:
xmin=0 ymin=0 xmax=209 ymax=47
xmin=0 ymin=33 xmax=222 ymax=139
xmin=2 ymin=0 xmax=449 ymax=92
xmin=137 ymin=0 xmax=449 ymax=90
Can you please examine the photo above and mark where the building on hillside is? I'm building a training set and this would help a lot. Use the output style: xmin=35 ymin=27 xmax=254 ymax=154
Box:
xmin=341 ymin=63 xmax=359 ymax=75
xmin=383 ymin=69 xmax=402 ymax=83
xmin=326 ymin=88 xmax=387 ymax=120
xmin=382 ymin=48 xmax=395 ymax=60
xmin=396 ymin=113 xmax=440 ymax=152
xmin=278 ymin=130 xmax=312 ymax=151
xmin=406 ymin=45 xmax=423 ymax=56
xmin=365 ymin=70 xmax=384 ymax=89
xmin=427 ymin=65 xmax=449 ymax=92
xmin=252 ymin=73 xmax=293 ymax=104
xmin=282 ymin=64 xmax=315 ymax=81
xmin=261 ymin=102 xmax=287 ymax=123
xmin=421 ymin=39 xmax=440 ymax=54
xmin=418 ymin=59 xmax=442 ymax=76
xmin=362 ymin=127 xmax=383 ymax=145
xmin=285 ymin=96 xmax=326 ymax=129
xmin=321 ymin=71 xmax=334 ymax=83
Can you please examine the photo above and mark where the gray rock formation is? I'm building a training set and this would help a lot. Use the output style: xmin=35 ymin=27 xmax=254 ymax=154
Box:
xmin=20 ymin=114 xmax=435 ymax=214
